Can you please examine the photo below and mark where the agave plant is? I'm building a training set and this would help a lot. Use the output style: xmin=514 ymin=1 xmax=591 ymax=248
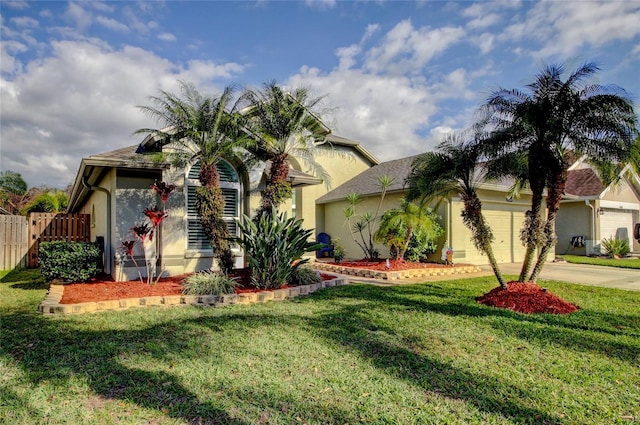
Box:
xmin=233 ymin=206 xmax=324 ymax=289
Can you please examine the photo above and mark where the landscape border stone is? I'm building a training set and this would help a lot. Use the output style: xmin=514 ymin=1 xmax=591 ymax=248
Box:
xmin=313 ymin=261 xmax=481 ymax=280
xmin=38 ymin=275 xmax=348 ymax=315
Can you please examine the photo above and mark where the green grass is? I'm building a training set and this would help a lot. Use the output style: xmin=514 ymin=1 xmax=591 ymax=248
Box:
xmin=559 ymin=254 xmax=640 ymax=269
xmin=1 ymin=269 xmax=639 ymax=424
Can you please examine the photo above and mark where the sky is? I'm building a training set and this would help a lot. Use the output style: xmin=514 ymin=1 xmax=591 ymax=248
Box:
xmin=1 ymin=0 xmax=639 ymax=189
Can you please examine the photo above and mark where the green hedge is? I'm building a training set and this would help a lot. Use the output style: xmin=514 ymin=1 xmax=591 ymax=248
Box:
xmin=38 ymin=241 xmax=101 ymax=283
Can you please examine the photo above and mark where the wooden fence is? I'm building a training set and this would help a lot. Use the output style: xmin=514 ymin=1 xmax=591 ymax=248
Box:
xmin=27 ymin=213 xmax=91 ymax=267
xmin=0 ymin=215 xmax=29 ymax=270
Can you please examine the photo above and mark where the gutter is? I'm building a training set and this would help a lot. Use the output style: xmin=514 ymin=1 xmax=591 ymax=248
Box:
xmin=82 ymin=173 xmax=112 ymax=276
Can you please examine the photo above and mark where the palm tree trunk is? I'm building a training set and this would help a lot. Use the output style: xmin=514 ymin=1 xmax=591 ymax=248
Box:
xmin=519 ymin=175 xmax=546 ymax=282
xmin=528 ymin=170 xmax=567 ymax=282
xmin=462 ymin=193 xmax=506 ymax=289
xmin=484 ymin=240 xmax=507 ymax=290
xmin=399 ymin=227 xmax=413 ymax=260
xmin=260 ymin=154 xmax=291 ymax=216
xmin=197 ymin=162 xmax=229 ymax=253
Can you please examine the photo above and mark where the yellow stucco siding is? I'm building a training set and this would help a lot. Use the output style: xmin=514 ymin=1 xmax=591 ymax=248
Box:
xmin=321 ymin=192 xmax=408 ymax=260
xmin=555 ymin=201 xmax=592 ymax=256
xmin=294 ymin=146 xmax=374 ymax=232
xmin=601 ymin=180 xmax=640 ymax=203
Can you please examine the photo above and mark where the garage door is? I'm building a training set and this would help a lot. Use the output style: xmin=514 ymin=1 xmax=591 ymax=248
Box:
xmin=463 ymin=207 xmax=527 ymax=264
xmin=600 ymin=209 xmax=634 ymax=243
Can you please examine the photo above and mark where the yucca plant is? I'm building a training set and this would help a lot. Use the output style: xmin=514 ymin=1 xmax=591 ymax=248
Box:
xmin=182 ymin=270 xmax=238 ymax=295
xmin=601 ymin=236 xmax=630 ymax=258
xmin=234 ymin=206 xmax=324 ymax=289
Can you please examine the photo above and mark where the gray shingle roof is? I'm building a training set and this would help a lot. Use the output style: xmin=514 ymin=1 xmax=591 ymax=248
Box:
xmin=316 ymin=154 xmax=528 ymax=205
xmin=564 ymin=168 xmax=604 ymax=197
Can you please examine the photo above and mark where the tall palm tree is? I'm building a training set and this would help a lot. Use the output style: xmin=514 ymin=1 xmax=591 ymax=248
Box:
xmin=241 ymin=81 xmax=334 ymax=217
xmin=136 ymin=81 xmax=251 ymax=270
xmin=478 ymin=62 xmax=637 ymax=282
xmin=406 ymin=135 xmax=506 ymax=289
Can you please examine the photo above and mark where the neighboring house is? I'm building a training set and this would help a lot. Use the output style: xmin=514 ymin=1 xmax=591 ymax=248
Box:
xmin=316 ymin=156 xmax=538 ymax=265
xmin=67 ymin=134 xmax=377 ymax=281
xmin=555 ymin=159 xmax=640 ymax=255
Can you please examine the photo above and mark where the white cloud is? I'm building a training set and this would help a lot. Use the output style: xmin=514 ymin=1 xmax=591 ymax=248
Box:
xmin=0 ymin=39 xmax=246 ymax=188
xmin=286 ymin=21 xmax=480 ymax=162
xmin=364 ymin=20 xmax=465 ymax=75
xmin=96 ymin=15 xmax=130 ymax=33
xmin=158 ymin=32 xmax=177 ymax=42
xmin=10 ymin=16 xmax=38 ymax=28
xmin=305 ymin=0 xmax=337 ymax=10
xmin=63 ymin=2 xmax=93 ymax=31
xmin=504 ymin=0 xmax=640 ymax=57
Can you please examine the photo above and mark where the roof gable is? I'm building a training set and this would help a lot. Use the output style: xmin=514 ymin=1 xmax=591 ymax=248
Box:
xmin=564 ymin=168 xmax=605 ymax=197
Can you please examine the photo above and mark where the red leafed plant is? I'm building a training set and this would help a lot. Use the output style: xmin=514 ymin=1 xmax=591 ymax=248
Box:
xmin=118 ymin=181 xmax=175 ymax=284
xmin=119 ymin=240 xmax=143 ymax=283
xmin=151 ymin=180 xmax=176 ymax=207
xmin=144 ymin=206 xmax=168 ymax=227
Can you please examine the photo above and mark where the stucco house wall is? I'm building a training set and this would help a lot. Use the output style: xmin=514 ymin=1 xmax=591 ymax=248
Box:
xmin=555 ymin=161 xmax=640 ymax=255
xmin=316 ymin=154 xmax=539 ymax=266
xmin=68 ymin=134 xmax=377 ymax=281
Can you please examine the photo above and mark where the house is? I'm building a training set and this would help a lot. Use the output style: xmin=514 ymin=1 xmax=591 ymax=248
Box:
xmin=316 ymin=154 xmax=640 ymax=264
xmin=66 ymin=134 xmax=377 ymax=281
xmin=316 ymin=156 xmax=537 ymax=265
xmin=555 ymin=159 xmax=640 ymax=255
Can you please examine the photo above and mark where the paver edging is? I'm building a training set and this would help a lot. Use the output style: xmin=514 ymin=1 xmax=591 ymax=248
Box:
xmin=39 ymin=274 xmax=347 ymax=315
xmin=314 ymin=261 xmax=481 ymax=279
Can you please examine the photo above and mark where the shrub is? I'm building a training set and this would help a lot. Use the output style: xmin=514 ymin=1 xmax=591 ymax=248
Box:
xmin=601 ymin=236 xmax=630 ymax=258
xmin=404 ymin=232 xmax=439 ymax=262
xmin=333 ymin=237 xmax=345 ymax=263
xmin=289 ymin=266 xmax=322 ymax=286
xmin=39 ymin=241 xmax=101 ymax=283
xmin=234 ymin=206 xmax=324 ymax=289
xmin=182 ymin=271 xmax=238 ymax=295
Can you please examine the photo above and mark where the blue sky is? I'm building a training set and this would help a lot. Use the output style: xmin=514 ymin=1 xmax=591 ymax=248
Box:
xmin=1 ymin=0 xmax=639 ymax=189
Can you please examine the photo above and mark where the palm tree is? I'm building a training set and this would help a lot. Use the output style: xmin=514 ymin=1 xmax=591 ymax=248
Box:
xmin=478 ymin=62 xmax=637 ymax=282
xmin=374 ymin=199 xmax=441 ymax=261
xmin=136 ymin=81 xmax=251 ymax=271
xmin=406 ymin=135 xmax=506 ymax=289
xmin=241 ymin=81 xmax=334 ymax=217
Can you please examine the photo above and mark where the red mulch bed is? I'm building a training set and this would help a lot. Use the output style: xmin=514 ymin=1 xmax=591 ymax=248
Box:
xmin=333 ymin=258 xmax=460 ymax=271
xmin=476 ymin=281 xmax=579 ymax=314
xmin=59 ymin=270 xmax=338 ymax=304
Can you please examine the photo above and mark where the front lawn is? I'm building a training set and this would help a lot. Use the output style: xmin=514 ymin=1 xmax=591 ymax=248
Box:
xmin=559 ymin=254 xmax=640 ymax=269
xmin=1 ymin=269 xmax=639 ymax=424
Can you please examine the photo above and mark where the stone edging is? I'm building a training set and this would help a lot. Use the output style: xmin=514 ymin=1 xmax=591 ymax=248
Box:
xmin=313 ymin=261 xmax=481 ymax=280
xmin=39 ymin=276 xmax=347 ymax=315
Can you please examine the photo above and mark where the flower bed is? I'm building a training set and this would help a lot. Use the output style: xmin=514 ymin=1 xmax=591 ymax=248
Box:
xmin=314 ymin=259 xmax=481 ymax=280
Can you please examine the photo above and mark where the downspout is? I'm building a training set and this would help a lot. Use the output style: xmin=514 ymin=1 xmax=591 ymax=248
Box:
xmin=447 ymin=197 xmax=452 ymax=248
xmin=586 ymin=200 xmax=595 ymax=254
xmin=82 ymin=175 xmax=112 ymax=276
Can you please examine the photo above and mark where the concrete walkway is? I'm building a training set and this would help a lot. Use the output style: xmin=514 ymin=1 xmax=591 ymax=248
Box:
xmin=480 ymin=262 xmax=640 ymax=292
xmin=339 ymin=261 xmax=639 ymax=292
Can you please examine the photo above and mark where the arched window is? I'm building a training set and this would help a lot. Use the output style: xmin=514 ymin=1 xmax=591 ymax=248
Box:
xmin=186 ymin=159 xmax=241 ymax=251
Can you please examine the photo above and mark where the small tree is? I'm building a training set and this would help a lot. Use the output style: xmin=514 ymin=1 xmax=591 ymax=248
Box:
xmin=343 ymin=175 xmax=393 ymax=259
xmin=374 ymin=199 xmax=443 ymax=260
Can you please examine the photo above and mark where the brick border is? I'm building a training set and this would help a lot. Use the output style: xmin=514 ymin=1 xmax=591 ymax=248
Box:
xmin=313 ymin=261 xmax=481 ymax=280
xmin=39 ymin=276 xmax=347 ymax=315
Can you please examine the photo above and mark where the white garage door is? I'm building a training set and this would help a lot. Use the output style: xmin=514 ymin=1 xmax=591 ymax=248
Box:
xmin=600 ymin=209 xmax=634 ymax=243
xmin=463 ymin=207 xmax=527 ymax=264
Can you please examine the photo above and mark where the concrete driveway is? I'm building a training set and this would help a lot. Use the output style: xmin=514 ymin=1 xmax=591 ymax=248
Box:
xmin=485 ymin=262 xmax=640 ymax=291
